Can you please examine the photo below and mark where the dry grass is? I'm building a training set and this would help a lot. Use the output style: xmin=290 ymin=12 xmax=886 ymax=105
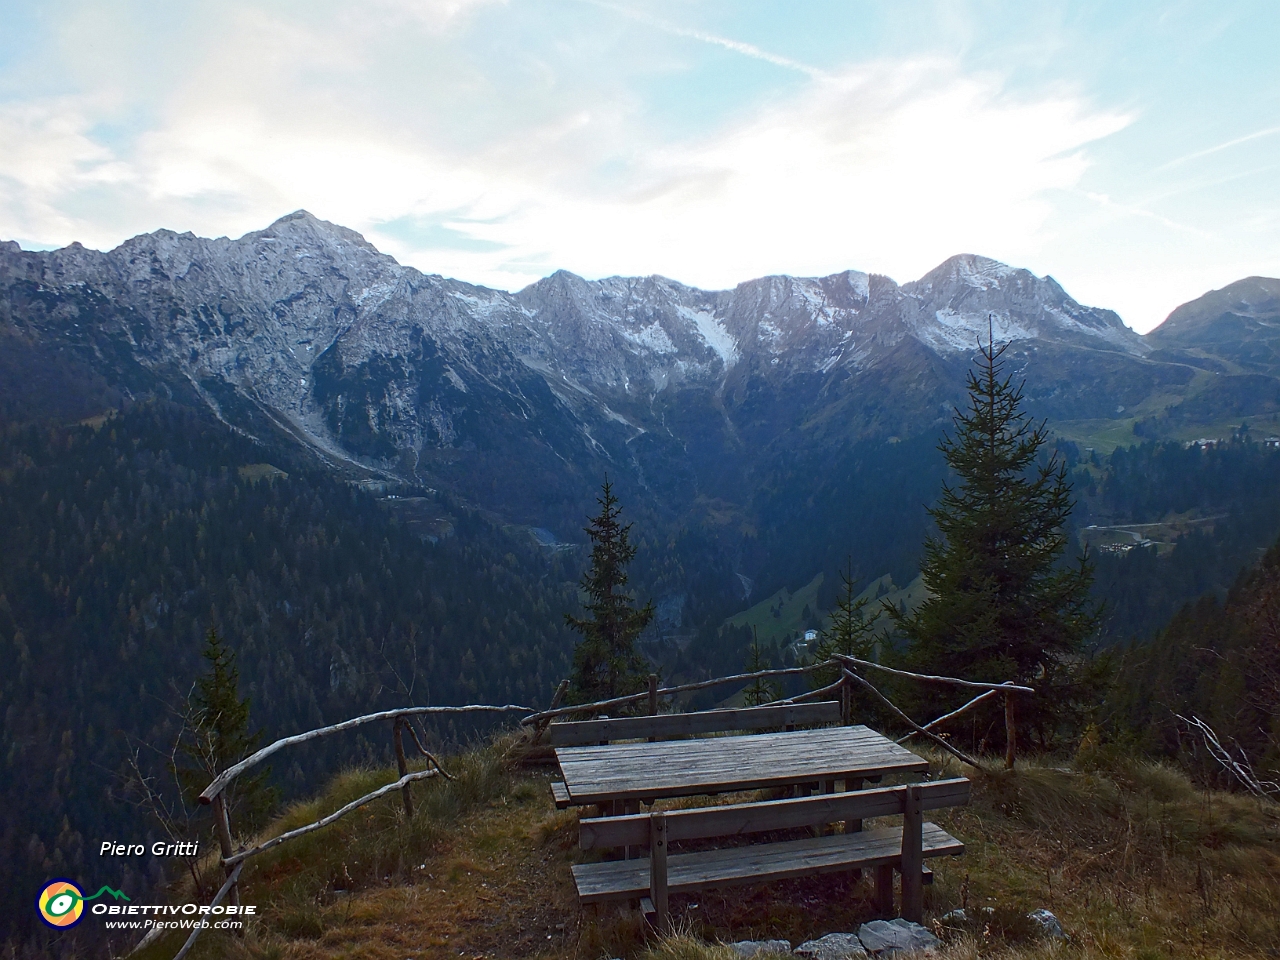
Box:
xmin=131 ymin=739 xmax=1280 ymax=960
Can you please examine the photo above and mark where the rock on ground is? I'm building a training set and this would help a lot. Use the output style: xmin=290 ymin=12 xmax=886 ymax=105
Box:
xmin=1027 ymin=909 xmax=1065 ymax=939
xmin=728 ymin=940 xmax=795 ymax=958
xmin=855 ymin=919 xmax=941 ymax=957
xmin=794 ymin=932 xmax=869 ymax=959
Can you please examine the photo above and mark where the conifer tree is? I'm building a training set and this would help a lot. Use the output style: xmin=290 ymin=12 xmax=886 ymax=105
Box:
xmin=889 ymin=332 xmax=1099 ymax=741
xmin=810 ymin=561 xmax=876 ymax=688
xmin=566 ymin=478 xmax=655 ymax=703
xmin=743 ymin=627 xmax=780 ymax=705
xmin=176 ymin=628 xmax=276 ymax=832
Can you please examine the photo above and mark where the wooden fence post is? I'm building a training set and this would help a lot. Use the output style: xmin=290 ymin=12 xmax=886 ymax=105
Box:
xmin=901 ymin=784 xmax=923 ymax=923
xmin=393 ymin=718 xmax=414 ymax=819
xmin=650 ymin=811 xmax=669 ymax=934
xmin=210 ymin=793 xmax=240 ymax=908
xmin=534 ymin=680 xmax=571 ymax=745
xmin=1004 ymin=690 xmax=1017 ymax=770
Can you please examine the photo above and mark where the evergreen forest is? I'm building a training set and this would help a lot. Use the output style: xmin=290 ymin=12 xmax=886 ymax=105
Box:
xmin=3 ymin=397 xmax=1280 ymax=946
xmin=0 ymin=403 xmax=578 ymax=930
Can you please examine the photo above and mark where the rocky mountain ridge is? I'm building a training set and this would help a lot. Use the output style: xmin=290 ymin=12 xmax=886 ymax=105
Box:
xmin=0 ymin=211 xmax=1273 ymax=552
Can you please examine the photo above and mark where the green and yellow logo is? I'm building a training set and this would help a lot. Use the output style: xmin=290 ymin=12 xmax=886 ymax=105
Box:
xmin=37 ymin=879 xmax=129 ymax=928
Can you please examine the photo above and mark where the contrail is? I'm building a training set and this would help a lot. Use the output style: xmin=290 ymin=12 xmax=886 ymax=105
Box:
xmin=1156 ymin=125 xmax=1280 ymax=171
xmin=584 ymin=0 xmax=825 ymax=79
xmin=1078 ymin=190 xmax=1215 ymax=240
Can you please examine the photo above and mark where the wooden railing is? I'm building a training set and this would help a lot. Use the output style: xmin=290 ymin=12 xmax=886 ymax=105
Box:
xmin=169 ymin=703 xmax=530 ymax=960
xmin=169 ymin=659 xmax=1032 ymax=958
xmin=523 ymin=657 xmax=1032 ymax=771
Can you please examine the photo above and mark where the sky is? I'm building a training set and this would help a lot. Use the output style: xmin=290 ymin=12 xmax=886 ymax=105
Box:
xmin=1 ymin=1 xmax=1278 ymax=333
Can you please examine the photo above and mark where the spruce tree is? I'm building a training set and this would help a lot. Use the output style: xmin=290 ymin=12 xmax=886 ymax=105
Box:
xmin=743 ymin=628 xmax=780 ymax=705
xmin=176 ymin=628 xmax=276 ymax=833
xmin=566 ymin=478 xmax=655 ymax=703
xmin=889 ymin=333 xmax=1098 ymax=742
xmin=810 ymin=561 xmax=876 ymax=688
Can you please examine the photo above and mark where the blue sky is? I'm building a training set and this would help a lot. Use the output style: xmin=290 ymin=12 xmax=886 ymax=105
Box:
xmin=1 ymin=1 xmax=1277 ymax=332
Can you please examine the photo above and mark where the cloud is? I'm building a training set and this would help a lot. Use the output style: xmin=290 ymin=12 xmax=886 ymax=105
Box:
xmin=0 ymin=6 xmax=1130 ymax=308
xmin=0 ymin=97 xmax=134 ymax=244
xmin=400 ymin=58 xmax=1130 ymax=291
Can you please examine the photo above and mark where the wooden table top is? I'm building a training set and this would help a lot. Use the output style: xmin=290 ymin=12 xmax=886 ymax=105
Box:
xmin=555 ymin=724 xmax=929 ymax=805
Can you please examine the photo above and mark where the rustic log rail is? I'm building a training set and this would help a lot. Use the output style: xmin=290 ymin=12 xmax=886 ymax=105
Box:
xmin=830 ymin=654 xmax=1036 ymax=694
xmin=527 ymin=656 xmax=1033 ymax=772
xmin=171 ymin=655 xmax=1032 ymax=957
xmin=528 ymin=656 xmax=1030 ymax=767
xmin=894 ymin=688 xmax=1000 ymax=744
xmin=830 ymin=655 xmax=1033 ymax=770
xmin=841 ymin=668 xmax=986 ymax=771
xmin=168 ymin=861 xmax=243 ymax=960
xmin=174 ymin=701 xmax=530 ymax=960
xmin=519 ymin=663 xmax=831 ymax=726
xmin=199 ymin=703 xmax=531 ymax=804
xmin=223 ymin=769 xmax=442 ymax=866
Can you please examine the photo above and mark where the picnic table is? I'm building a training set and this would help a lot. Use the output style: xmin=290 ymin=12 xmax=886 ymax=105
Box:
xmin=554 ymin=723 xmax=929 ymax=808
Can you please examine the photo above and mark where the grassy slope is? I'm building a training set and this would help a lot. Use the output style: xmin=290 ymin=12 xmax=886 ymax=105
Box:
xmin=724 ymin=573 xmax=826 ymax=646
xmin=135 ymin=738 xmax=1280 ymax=960
xmin=722 ymin=573 xmax=929 ymax=649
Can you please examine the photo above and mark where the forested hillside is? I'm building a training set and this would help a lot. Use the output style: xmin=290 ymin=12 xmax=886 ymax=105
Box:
xmin=0 ymin=403 xmax=577 ymax=936
xmin=1079 ymin=438 xmax=1280 ymax=643
xmin=5 ymin=397 xmax=1280 ymax=947
xmin=1106 ymin=532 xmax=1280 ymax=783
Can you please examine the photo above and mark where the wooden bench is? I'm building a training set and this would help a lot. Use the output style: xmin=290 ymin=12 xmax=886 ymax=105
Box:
xmin=571 ymin=778 xmax=970 ymax=931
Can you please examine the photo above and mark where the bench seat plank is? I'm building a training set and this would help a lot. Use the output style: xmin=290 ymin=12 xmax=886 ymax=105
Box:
xmin=571 ymin=823 xmax=962 ymax=904
xmin=580 ymin=778 xmax=970 ymax=850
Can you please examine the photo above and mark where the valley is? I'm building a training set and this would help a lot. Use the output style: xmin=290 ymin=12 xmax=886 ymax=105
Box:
xmin=3 ymin=214 xmax=1280 ymax=952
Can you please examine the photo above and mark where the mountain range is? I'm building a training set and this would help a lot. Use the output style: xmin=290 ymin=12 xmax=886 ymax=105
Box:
xmin=3 ymin=211 xmax=1279 ymax=595
xmin=9 ymin=212 xmax=1280 ymax=955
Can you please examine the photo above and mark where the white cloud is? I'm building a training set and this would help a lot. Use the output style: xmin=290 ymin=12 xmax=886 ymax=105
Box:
xmin=374 ymin=58 xmax=1130 ymax=293
xmin=0 ymin=98 xmax=134 ymax=244
xmin=0 ymin=9 xmax=1150 ymax=323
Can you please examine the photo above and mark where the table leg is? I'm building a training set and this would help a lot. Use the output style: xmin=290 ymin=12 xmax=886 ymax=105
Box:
xmin=820 ymin=780 xmax=835 ymax=835
xmin=602 ymin=800 xmax=623 ymax=860
xmin=844 ymin=777 xmax=863 ymax=884
xmin=624 ymin=799 xmax=640 ymax=859
xmin=875 ymin=864 xmax=895 ymax=917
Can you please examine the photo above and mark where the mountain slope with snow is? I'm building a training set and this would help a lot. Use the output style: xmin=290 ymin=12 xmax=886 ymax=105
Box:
xmin=0 ymin=211 xmax=1259 ymax=542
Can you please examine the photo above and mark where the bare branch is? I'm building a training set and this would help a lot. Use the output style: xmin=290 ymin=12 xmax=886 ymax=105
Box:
xmin=1178 ymin=714 xmax=1279 ymax=802
xmin=403 ymin=720 xmax=456 ymax=781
